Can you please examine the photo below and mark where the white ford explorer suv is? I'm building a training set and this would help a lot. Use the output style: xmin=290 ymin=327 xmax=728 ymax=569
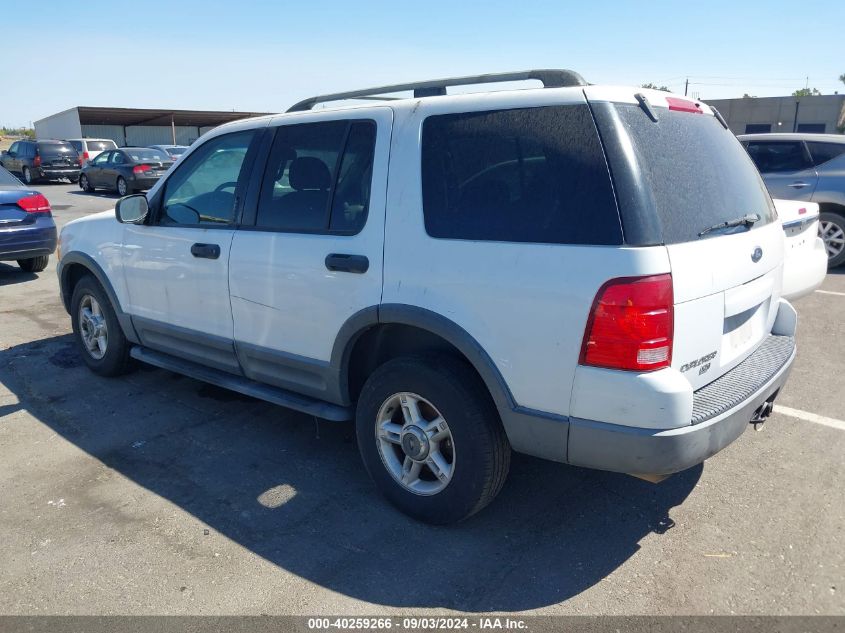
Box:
xmin=57 ymin=70 xmax=798 ymax=524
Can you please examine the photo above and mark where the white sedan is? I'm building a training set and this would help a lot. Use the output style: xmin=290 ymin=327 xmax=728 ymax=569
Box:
xmin=775 ymin=199 xmax=827 ymax=300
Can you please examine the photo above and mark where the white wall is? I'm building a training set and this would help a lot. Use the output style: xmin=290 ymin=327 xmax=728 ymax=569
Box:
xmin=33 ymin=108 xmax=82 ymax=140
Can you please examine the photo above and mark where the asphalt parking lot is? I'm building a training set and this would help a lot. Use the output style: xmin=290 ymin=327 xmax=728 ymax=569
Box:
xmin=0 ymin=181 xmax=843 ymax=615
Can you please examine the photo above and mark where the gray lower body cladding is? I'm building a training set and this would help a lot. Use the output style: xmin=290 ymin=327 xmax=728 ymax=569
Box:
xmin=504 ymin=334 xmax=796 ymax=475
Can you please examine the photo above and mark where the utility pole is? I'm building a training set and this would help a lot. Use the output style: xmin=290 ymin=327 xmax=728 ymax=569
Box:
xmin=684 ymin=78 xmax=689 ymax=97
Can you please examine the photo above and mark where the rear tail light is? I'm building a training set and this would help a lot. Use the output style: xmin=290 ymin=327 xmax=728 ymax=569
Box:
xmin=17 ymin=193 xmax=52 ymax=215
xmin=666 ymin=96 xmax=703 ymax=114
xmin=33 ymin=155 xmax=42 ymax=167
xmin=133 ymin=164 xmax=151 ymax=174
xmin=82 ymin=151 xmax=90 ymax=161
xmin=580 ymin=274 xmax=674 ymax=372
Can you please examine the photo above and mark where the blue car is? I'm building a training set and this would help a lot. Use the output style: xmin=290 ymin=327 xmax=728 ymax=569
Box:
xmin=0 ymin=166 xmax=57 ymax=272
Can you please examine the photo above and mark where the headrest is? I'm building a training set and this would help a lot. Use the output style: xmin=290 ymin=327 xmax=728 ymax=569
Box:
xmin=289 ymin=156 xmax=331 ymax=191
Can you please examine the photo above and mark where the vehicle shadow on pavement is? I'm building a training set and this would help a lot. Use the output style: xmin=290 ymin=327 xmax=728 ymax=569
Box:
xmin=0 ymin=334 xmax=702 ymax=612
xmin=0 ymin=263 xmax=38 ymax=286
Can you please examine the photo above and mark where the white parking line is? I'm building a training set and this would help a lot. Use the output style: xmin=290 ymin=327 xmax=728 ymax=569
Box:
xmin=774 ymin=405 xmax=845 ymax=431
xmin=815 ymin=290 xmax=845 ymax=297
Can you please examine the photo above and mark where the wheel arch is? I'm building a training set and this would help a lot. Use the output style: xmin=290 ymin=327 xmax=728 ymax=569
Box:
xmin=334 ymin=304 xmax=516 ymax=417
xmin=58 ymin=252 xmax=139 ymax=343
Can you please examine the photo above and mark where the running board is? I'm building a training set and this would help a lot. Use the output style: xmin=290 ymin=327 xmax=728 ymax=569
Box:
xmin=130 ymin=346 xmax=352 ymax=422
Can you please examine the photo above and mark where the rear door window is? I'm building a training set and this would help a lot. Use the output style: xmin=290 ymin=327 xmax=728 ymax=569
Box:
xmin=806 ymin=141 xmax=845 ymax=167
xmin=745 ymin=141 xmax=812 ymax=173
xmin=421 ymin=105 xmax=621 ymax=245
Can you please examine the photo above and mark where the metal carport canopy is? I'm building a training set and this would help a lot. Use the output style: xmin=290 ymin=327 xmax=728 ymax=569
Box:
xmin=76 ymin=106 xmax=273 ymax=128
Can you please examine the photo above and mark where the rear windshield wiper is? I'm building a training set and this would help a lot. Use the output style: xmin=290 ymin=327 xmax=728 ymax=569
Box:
xmin=698 ymin=213 xmax=761 ymax=237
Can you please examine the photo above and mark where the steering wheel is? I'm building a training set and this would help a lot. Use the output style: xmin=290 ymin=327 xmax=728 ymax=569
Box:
xmin=215 ymin=182 xmax=238 ymax=192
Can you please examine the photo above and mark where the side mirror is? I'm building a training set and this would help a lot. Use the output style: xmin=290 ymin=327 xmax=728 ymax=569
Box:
xmin=115 ymin=194 xmax=149 ymax=224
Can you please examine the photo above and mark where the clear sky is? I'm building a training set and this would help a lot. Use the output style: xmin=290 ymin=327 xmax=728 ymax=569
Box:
xmin=3 ymin=0 xmax=844 ymax=127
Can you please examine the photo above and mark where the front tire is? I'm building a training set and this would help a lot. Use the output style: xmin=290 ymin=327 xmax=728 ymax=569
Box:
xmin=116 ymin=176 xmax=130 ymax=197
xmin=17 ymin=255 xmax=49 ymax=273
xmin=819 ymin=211 xmax=845 ymax=268
xmin=70 ymin=275 xmax=135 ymax=376
xmin=356 ymin=355 xmax=510 ymax=524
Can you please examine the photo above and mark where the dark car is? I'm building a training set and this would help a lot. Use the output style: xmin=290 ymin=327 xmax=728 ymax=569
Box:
xmin=79 ymin=147 xmax=173 ymax=196
xmin=0 ymin=139 xmax=82 ymax=185
xmin=0 ymin=166 xmax=57 ymax=273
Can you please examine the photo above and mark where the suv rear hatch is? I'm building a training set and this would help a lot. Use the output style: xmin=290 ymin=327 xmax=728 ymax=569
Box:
xmin=587 ymin=88 xmax=783 ymax=391
xmin=37 ymin=142 xmax=80 ymax=168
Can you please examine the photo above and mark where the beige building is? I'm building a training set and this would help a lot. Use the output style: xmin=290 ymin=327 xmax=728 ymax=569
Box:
xmin=705 ymin=94 xmax=845 ymax=135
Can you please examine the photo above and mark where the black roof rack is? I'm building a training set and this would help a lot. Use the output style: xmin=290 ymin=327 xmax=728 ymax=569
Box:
xmin=287 ymin=69 xmax=587 ymax=113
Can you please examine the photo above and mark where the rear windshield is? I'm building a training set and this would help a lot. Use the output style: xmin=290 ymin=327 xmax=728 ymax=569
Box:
xmin=86 ymin=140 xmax=117 ymax=151
xmin=611 ymin=104 xmax=775 ymax=244
xmin=38 ymin=141 xmax=78 ymax=158
xmin=125 ymin=148 xmax=169 ymax=162
xmin=168 ymin=147 xmax=187 ymax=155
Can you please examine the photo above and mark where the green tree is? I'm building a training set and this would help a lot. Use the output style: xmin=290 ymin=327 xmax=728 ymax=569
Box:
xmin=641 ymin=83 xmax=670 ymax=92
xmin=792 ymin=87 xmax=821 ymax=97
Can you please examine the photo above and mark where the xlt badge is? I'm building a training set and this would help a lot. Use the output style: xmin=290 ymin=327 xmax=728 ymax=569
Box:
xmin=680 ymin=351 xmax=717 ymax=375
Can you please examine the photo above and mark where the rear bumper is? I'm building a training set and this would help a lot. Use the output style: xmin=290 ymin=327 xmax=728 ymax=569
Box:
xmin=129 ymin=176 xmax=162 ymax=190
xmin=39 ymin=167 xmax=80 ymax=180
xmin=782 ymin=237 xmax=827 ymax=301
xmin=0 ymin=221 xmax=57 ymax=260
xmin=566 ymin=334 xmax=796 ymax=475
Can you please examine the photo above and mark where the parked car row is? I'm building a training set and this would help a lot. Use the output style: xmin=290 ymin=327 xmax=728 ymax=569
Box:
xmin=0 ymin=139 xmax=188 ymax=194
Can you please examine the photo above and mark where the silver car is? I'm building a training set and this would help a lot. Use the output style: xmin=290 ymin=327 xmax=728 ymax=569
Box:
xmin=739 ymin=133 xmax=845 ymax=267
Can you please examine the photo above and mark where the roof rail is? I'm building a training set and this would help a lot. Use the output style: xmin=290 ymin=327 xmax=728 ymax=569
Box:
xmin=286 ymin=69 xmax=587 ymax=112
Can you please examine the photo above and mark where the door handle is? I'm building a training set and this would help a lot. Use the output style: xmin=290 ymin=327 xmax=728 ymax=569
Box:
xmin=788 ymin=181 xmax=809 ymax=189
xmin=325 ymin=253 xmax=369 ymax=274
xmin=190 ymin=243 xmax=221 ymax=259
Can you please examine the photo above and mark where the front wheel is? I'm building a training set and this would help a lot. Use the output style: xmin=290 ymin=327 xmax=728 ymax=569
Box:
xmin=116 ymin=176 xmax=130 ymax=197
xmin=17 ymin=255 xmax=49 ymax=273
xmin=70 ymin=275 xmax=135 ymax=376
xmin=819 ymin=211 xmax=845 ymax=268
xmin=355 ymin=355 xmax=510 ymax=524
xmin=79 ymin=174 xmax=94 ymax=192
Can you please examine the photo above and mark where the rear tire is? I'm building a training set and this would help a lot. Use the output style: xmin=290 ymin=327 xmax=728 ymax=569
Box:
xmin=819 ymin=211 xmax=845 ymax=268
xmin=22 ymin=166 xmax=34 ymax=185
xmin=79 ymin=174 xmax=94 ymax=192
xmin=17 ymin=256 xmax=49 ymax=273
xmin=355 ymin=354 xmax=511 ymax=524
xmin=70 ymin=275 xmax=135 ymax=376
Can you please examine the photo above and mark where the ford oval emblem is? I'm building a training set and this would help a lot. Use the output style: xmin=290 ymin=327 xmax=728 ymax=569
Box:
xmin=751 ymin=246 xmax=763 ymax=262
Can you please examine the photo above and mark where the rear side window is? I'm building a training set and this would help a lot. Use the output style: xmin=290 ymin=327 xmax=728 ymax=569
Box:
xmin=256 ymin=120 xmax=376 ymax=234
xmin=745 ymin=141 xmax=812 ymax=173
xmin=611 ymin=105 xmax=775 ymax=244
xmin=421 ymin=106 xmax=621 ymax=245
xmin=807 ymin=141 xmax=845 ymax=166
